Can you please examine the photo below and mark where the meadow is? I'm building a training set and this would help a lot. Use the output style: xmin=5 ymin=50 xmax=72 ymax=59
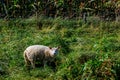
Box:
xmin=0 ymin=16 xmax=120 ymax=80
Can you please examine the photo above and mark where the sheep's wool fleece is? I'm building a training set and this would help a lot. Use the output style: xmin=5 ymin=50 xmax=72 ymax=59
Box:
xmin=24 ymin=45 xmax=53 ymax=61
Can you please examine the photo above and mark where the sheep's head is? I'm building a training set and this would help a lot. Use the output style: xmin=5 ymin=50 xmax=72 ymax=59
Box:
xmin=49 ymin=46 xmax=60 ymax=56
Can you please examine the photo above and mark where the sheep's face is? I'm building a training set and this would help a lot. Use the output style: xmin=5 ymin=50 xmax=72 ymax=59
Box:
xmin=49 ymin=47 xmax=60 ymax=56
xmin=52 ymin=48 xmax=59 ymax=54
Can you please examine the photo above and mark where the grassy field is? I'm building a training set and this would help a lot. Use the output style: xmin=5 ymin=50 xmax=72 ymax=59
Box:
xmin=0 ymin=17 xmax=120 ymax=80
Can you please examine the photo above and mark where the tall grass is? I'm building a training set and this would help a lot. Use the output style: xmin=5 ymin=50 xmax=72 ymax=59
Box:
xmin=0 ymin=16 xmax=120 ymax=80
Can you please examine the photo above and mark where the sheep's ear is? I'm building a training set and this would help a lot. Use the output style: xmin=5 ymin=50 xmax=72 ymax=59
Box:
xmin=49 ymin=47 xmax=52 ymax=49
xmin=57 ymin=46 xmax=61 ymax=49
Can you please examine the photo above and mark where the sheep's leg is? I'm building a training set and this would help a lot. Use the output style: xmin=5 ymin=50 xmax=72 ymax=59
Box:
xmin=30 ymin=59 xmax=35 ymax=69
xmin=43 ymin=60 xmax=47 ymax=68
xmin=24 ymin=59 xmax=32 ymax=70
xmin=25 ymin=58 xmax=31 ymax=67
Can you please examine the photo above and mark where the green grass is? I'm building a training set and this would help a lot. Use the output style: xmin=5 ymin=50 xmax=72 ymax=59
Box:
xmin=0 ymin=17 xmax=120 ymax=80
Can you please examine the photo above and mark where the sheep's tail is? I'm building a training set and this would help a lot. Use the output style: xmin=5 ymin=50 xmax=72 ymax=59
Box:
xmin=23 ymin=50 xmax=27 ymax=60
xmin=23 ymin=50 xmax=29 ymax=65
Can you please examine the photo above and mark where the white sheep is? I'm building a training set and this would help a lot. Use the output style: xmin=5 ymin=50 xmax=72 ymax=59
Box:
xmin=23 ymin=45 xmax=60 ymax=68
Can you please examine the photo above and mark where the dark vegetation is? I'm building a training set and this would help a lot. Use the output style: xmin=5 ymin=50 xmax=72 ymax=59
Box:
xmin=0 ymin=0 xmax=120 ymax=21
